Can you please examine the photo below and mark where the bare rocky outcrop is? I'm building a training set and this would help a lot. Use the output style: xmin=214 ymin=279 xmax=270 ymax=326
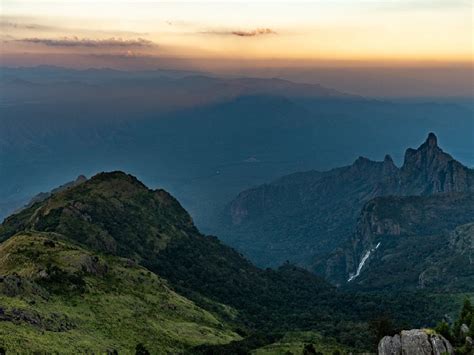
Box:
xmin=400 ymin=133 xmax=473 ymax=195
xmin=0 ymin=274 xmax=49 ymax=299
xmin=378 ymin=329 xmax=454 ymax=355
xmin=0 ymin=306 xmax=75 ymax=331
xmin=345 ymin=133 xmax=474 ymax=283
xmin=378 ymin=333 xmax=401 ymax=354
xmin=340 ymin=192 xmax=474 ymax=290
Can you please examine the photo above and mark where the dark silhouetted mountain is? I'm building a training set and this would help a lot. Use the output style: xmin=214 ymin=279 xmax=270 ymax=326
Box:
xmin=398 ymin=133 xmax=474 ymax=195
xmin=219 ymin=134 xmax=474 ymax=268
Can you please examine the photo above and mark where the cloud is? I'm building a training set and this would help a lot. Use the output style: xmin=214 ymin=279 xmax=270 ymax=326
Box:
xmin=202 ymin=28 xmax=276 ymax=37
xmin=232 ymin=28 xmax=276 ymax=37
xmin=16 ymin=37 xmax=156 ymax=48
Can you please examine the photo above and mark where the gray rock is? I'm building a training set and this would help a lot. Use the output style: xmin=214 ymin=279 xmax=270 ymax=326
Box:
xmin=466 ymin=336 xmax=473 ymax=349
xmin=0 ymin=274 xmax=49 ymax=299
xmin=429 ymin=334 xmax=453 ymax=355
xmin=449 ymin=223 xmax=474 ymax=265
xmin=378 ymin=334 xmax=401 ymax=355
xmin=400 ymin=330 xmax=433 ymax=354
xmin=461 ymin=323 xmax=470 ymax=335
xmin=378 ymin=329 xmax=453 ymax=355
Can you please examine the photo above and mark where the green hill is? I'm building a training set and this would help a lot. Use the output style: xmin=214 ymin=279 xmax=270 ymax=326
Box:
xmin=0 ymin=233 xmax=239 ymax=353
xmin=0 ymin=172 xmax=338 ymax=330
xmin=0 ymin=232 xmax=238 ymax=353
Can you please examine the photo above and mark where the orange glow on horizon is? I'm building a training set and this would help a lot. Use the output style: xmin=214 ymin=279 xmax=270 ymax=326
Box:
xmin=1 ymin=0 xmax=472 ymax=67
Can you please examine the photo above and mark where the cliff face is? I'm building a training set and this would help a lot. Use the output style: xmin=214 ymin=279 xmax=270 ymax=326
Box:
xmin=221 ymin=133 xmax=474 ymax=269
xmin=325 ymin=134 xmax=474 ymax=289
xmin=449 ymin=223 xmax=474 ymax=264
xmin=224 ymin=157 xmax=399 ymax=267
xmin=323 ymin=193 xmax=474 ymax=290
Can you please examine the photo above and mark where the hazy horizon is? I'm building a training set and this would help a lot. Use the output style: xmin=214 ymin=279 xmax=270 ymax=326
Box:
xmin=1 ymin=62 xmax=473 ymax=98
xmin=1 ymin=0 xmax=473 ymax=97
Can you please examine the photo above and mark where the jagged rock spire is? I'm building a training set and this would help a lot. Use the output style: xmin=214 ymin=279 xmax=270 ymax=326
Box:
xmin=400 ymin=132 xmax=472 ymax=195
xmin=425 ymin=132 xmax=438 ymax=148
xmin=384 ymin=154 xmax=394 ymax=163
xmin=403 ymin=133 xmax=444 ymax=169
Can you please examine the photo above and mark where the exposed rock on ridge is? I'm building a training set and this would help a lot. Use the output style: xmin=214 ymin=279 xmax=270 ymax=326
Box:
xmin=378 ymin=329 xmax=453 ymax=355
xmin=399 ymin=132 xmax=473 ymax=195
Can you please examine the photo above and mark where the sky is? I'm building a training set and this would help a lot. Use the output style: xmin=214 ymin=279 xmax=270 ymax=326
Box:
xmin=0 ymin=0 xmax=473 ymax=96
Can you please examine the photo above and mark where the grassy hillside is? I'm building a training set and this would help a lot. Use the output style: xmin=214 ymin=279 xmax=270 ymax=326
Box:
xmin=191 ymin=330 xmax=351 ymax=355
xmin=0 ymin=232 xmax=239 ymax=353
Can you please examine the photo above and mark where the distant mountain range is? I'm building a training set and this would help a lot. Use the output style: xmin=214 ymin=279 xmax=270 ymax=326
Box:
xmin=220 ymin=134 xmax=474 ymax=290
xmin=1 ymin=67 xmax=473 ymax=230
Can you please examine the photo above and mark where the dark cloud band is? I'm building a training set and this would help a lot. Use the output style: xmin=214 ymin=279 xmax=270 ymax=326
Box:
xmin=16 ymin=37 xmax=156 ymax=48
xmin=202 ymin=28 xmax=276 ymax=37
xmin=232 ymin=28 xmax=276 ymax=37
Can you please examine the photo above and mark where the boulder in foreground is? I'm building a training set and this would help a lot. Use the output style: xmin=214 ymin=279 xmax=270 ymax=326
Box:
xmin=378 ymin=329 xmax=453 ymax=355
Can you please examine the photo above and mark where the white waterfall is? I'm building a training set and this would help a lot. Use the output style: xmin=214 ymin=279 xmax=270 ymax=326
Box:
xmin=347 ymin=242 xmax=381 ymax=282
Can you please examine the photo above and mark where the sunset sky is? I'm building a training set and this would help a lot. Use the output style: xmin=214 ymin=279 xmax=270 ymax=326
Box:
xmin=1 ymin=0 xmax=472 ymax=67
xmin=0 ymin=0 xmax=473 ymax=96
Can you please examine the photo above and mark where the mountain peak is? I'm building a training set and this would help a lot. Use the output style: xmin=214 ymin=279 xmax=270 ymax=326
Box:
xmin=401 ymin=133 xmax=473 ymax=195
xmin=90 ymin=170 xmax=138 ymax=182
xmin=76 ymin=174 xmax=87 ymax=182
xmin=88 ymin=171 xmax=149 ymax=191
xmin=0 ymin=171 xmax=196 ymax=254
xmin=403 ymin=133 xmax=444 ymax=166
xmin=421 ymin=132 xmax=438 ymax=149
xmin=352 ymin=156 xmax=376 ymax=168
xmin=384 ymin=154 xmax=394 ymax=163
xmin=382 ymin=154 xmax=398 ymax=174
